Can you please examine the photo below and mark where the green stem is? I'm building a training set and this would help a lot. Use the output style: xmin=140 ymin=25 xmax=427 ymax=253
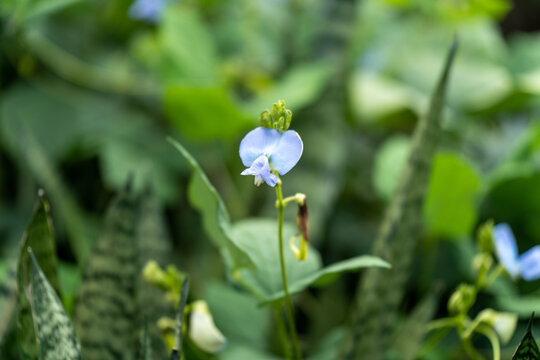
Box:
xmin=476 ymin=325 xmax=500 ymax=360
xmin=273 ymin=306 xmax=293 ymax=360
xmin=275 ymin=178 xmax=302 ymax=360
xmin=462 ymin=338 xmax=484 ymax=360
xmin=483 ymin=264 xmax=505 ymax=289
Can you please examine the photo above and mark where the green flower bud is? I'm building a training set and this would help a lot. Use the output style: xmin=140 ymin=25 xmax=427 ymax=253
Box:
xmin=258 ymin=100 xmax=293 ymax=132
xmin=448 ymin=284 xmax=476 ymax=314
xmin=472 ymin=309 xmax=517 ymax=344
xmin=477 ymin=220 xmax=495 ymax=254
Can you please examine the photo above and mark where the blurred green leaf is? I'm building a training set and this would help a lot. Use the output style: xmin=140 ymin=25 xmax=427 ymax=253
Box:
xmin=74 ymin=186 xmax=140 ymax=360
xmin=2 ymin=0 xmax=80 ymax=28
xmin=392 ymin=291 xmax=438 ymax=360
xmin=57 ymin=262 xmax=79 ymax=316
xmin=231 ymin=219 xmax=389 ymax=303
xmin=202 ymin=281 xmax=270 ymax=350
xmin=220 ymin=344 xmax=281 ymax=360
xmin=0 ymin=264 xmax=17 ymax=347
xmin=497 ymin=296 xmax=540 ymax=318
xmin=17 ymin=192 xmax=60 ymax=360
xmin=307 ymin=328 xmax=345 ymax=360
xmin=373 ymin=135 xmax=411 ymax=201
xmin=168 ymin=138 xmax=254 ymax=271
xmin=245 ymin=62 xmax=333 ymax=117
xmin=164 ymin=86 xmax=251 ymax=140
xmin=424 ymin=152 xmax=482 ymax=238
xmin=28 ymin=252 xmax=83 ymax=360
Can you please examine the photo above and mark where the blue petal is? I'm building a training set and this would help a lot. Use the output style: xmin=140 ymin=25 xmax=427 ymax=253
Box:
xmin=240 ymin=155 xmax=278 ymax=187
xmin=239 ymin=127 xmax=281 ymax=168
xmin=268 ymin=130 xmax=303 ymax=175
xmin=519 ymin=246 xmax=540 ymax=281
xmin=128 ymin=0 xmax=165 ymax=22
xmin=493 ymin=223 xmax=520 ymax=278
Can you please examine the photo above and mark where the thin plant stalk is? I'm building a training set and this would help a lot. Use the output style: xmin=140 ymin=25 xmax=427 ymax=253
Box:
xmin=275 ymin=176 xmax=301 ymax=360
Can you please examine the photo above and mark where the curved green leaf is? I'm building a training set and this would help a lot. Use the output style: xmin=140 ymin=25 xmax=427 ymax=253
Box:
xmin=17 ymin=192 xmax=60 ymax=360
xmin=231 ymin=219 xmax=389 ymax=304
xmin=168 ymin=138 xmax=254 ymax=271
xmin=28 ymin=251 xmax=82 ymax=360
xmin=74 ymin=185 xmax=139 ymax=360
xmin=512 ymin=314 xmax=540 ymax=360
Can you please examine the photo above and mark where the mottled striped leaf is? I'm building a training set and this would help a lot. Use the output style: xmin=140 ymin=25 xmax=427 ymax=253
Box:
xmin=340 ymin=39 xmax=458 ymax=360
xmin=17 ymin=191 xmax=60 ymax=360
xmin=28 ymin=251 xmax=82 ymax=360
xmin=512 ymin=314 xmax=540 ymax=360
xmin=168 ymin=138 xmax=254 ymax=271
xmin=74 ymin=184 xmax=139 ymax=360
xmin=0 ymin=263 xmax=17 ymax=348
xmin=137 ymin=189 xmax=174 ymax=359
xmin=171 ymin=278 xmax=189 ymax=360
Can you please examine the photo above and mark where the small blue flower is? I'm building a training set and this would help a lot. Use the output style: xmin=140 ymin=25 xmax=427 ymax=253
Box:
xmin=128 ymin=0 xmax=166 ymax=23
xmin=239 ymin=127 xmax=303 ymax=187
xmin=493 ymin=223 xmax=540 ymax=281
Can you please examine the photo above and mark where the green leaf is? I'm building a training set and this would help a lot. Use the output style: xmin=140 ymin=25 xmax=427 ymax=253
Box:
xmin=373 ymin=136 xmax=411 ymax=201
xmin=74 ymin=185 xmax=140 ymax=360
xmin=17 ymin=192 xmax=61 ymax=360
xmin=512 ymin=314 xmax=540 ymax=360
xmin=168 ymin=138 xmax=254 ymax=271
xmin=244 ymin=62 xmax=333 ymax=117
xmin=423 ymin=152 xmax=482 ymax=237
xmin=0 ymin=263 xmax=17 ymax=347
xmin=231 ymin=219 xmax=389 ymax=303
xmin=136 ymin=190 xmax=174 ymax=359
xmin=202 ymin=281 xmax=270 ymax=350
xmin=342 ymin=39 xmax=458 ymax=359
xmin=140 ymin=321 xmax=152 ymax=360
xmin=392 ymin=291 xmax=438 ymax=360
xmin=28 ymin=251 xmax=83 ymax=360
xmin=164 ymin=86 xmax=251 ymax=140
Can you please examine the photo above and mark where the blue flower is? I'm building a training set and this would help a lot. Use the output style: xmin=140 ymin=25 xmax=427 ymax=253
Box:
xmin=493 ymin=223 xmax=540 ymax=281
xmin=128 ymin=0 xmax=166 ymax=23
xmin=239 ymin=127 xmax=303 ymax=187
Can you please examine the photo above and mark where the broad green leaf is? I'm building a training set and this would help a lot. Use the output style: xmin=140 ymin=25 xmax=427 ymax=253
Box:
xmin=423 ymin=152 xmax=482 ymax=238
xmin=220 ymin=344 xmax=281 ymax=360
xmin=164 ymin=87 xmax=251 ymax=140
xmin=17 ymin=192 xmax=60 ymax=360
xmin=74 ymin=185 xmax=140 ymax=360
xmin=342 ymin=39 xmax=458 ymax=359
xmin=231 ymin=219 xmax=389 ymax=303
xmin=512 ymin=315 xmax=540 ymax=360
xmin=373 ymin=136 xmax=411 ymax=201
xmin=308 ymin=328 xmax=345 ymax=360
xmin=202 ymin=281 xmax=270 ymax=350
xmin=136 ymin=190 xmax=174 ymax=359
xmin=168 ymin=138 xmax=254 ymax=271
xmin=498 ymin=296 xmax=540 ymax=318
xmin=245 ymin=62 xmax=333 ymax=117
xmin=28 ymin=252 xmax=83 ymax=360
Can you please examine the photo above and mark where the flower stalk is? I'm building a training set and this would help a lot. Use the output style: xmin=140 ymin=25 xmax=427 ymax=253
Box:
xmin=275 ymin=175 xmax=302 ymax=359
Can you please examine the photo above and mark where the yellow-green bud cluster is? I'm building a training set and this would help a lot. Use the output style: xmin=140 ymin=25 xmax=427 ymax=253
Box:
xmin=259 ymin=100 xmax=293 ymax=133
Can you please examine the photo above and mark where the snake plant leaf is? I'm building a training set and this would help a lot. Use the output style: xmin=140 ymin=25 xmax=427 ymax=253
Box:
xmin=231 ymin=219 xmax=389 ymax=304
xmin=0 ymin=263 xmax=17 ymax=349
xmin=512 ymin=314 xmax=540 ymax=360
xmin=17 ymin=191 xmax=61 ymax=360
xmin=168 ymin=138 xmax=254 ymax=271
xmin=140 ymin=321 xmax=152 ymax=360
xmin=340 ymin=38 xmax=458 ymax=360
xmin=28 ymin=251 xmax=83 ymax=360
xmin=74 ymin=183 xmax=140 ymax=360
xmin=137 ymin=189 xmax=175 ymax=359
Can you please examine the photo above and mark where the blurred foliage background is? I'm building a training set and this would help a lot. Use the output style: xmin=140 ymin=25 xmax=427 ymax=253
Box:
xmin=1 ymin=0 xmax=540 ymax=358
